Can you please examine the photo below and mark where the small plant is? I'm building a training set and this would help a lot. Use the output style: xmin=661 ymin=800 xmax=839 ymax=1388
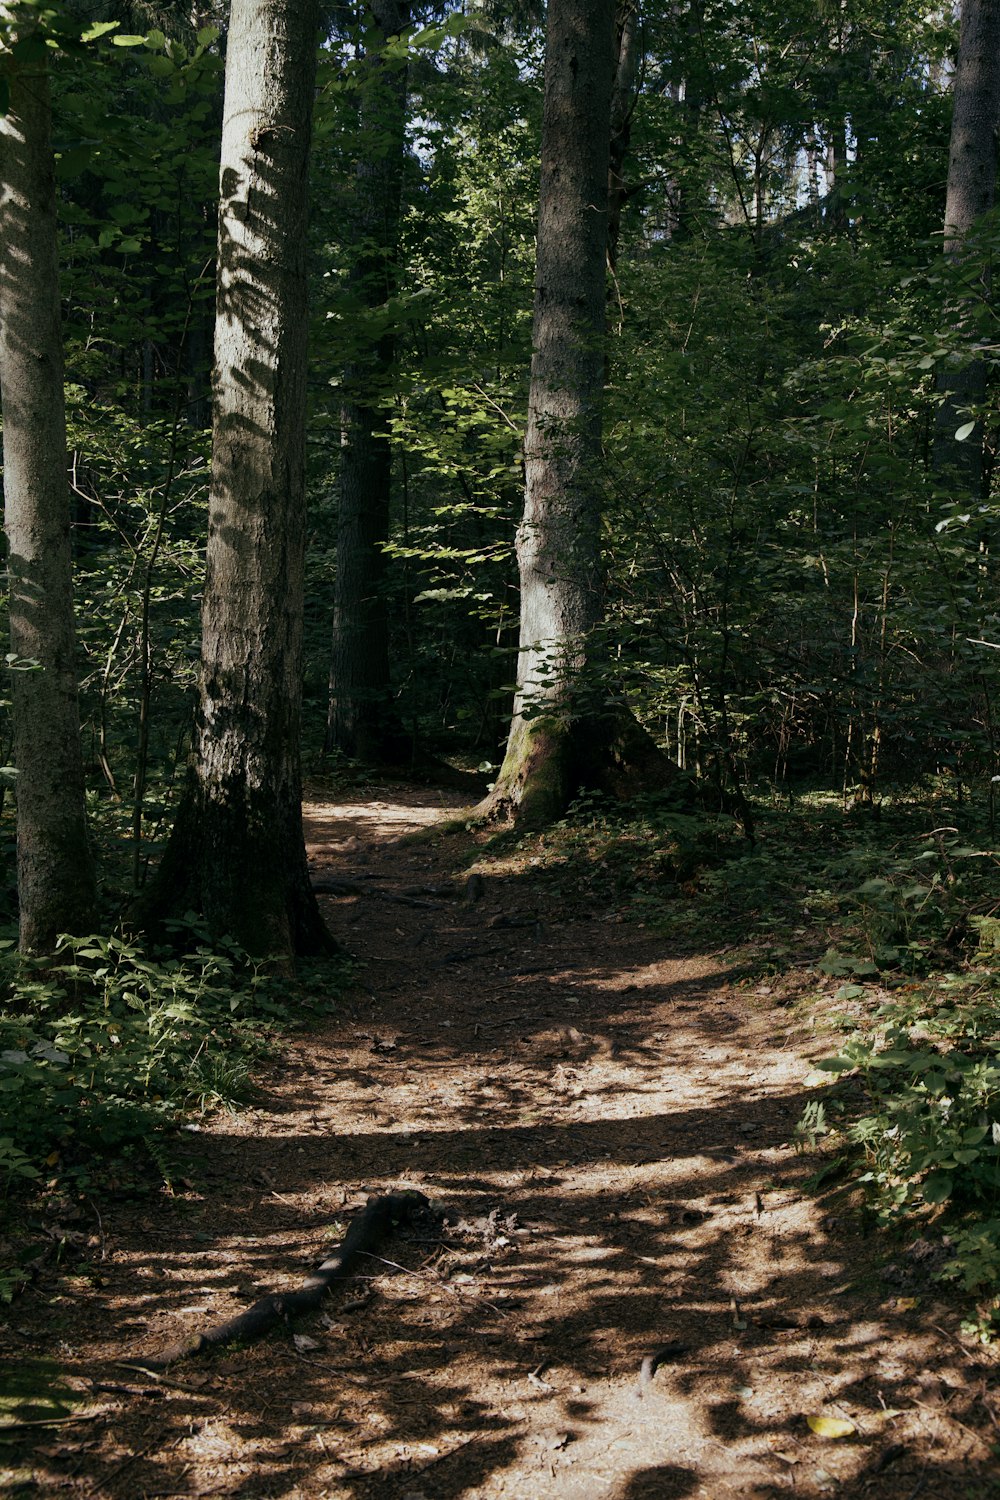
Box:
xmin=0 ymin=931 xmax=350 ymax=1194
xmin=794 ymin=1098 xmax=828 ymax=1151
xmin=805 ymin=968 xmax=1000 ymax=1292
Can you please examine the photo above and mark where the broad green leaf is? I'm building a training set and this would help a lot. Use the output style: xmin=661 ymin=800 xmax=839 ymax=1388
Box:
xmin=955 ymin=421 xmax=976 ymax=442
xmin=922 ymin=1171 xmax=953 ymax=1205
xmin=12 ymin=32 xmax=47 ymax=63
xmin=81 ymin=21 xmax=120 ymax=41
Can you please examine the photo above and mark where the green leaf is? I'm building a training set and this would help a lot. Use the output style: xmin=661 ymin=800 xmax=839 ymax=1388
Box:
xmin=922 ymin=1171 xmax=954 ymax=1205
xmin=12 ymin=32 xmax=47 ymax=64
xmin=111 ymin=34 xmax=148 ymax=47
xmin=81 ymin=21 xmax=120 ymax=41
xmin=56 ymin=145 xmax=93 ymax=180
xmin=955 ymin=421 xmax=976 ymax=442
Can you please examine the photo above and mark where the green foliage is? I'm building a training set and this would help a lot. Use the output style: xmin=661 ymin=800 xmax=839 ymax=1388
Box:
xmin=0 ymin=932 xmax=347 ymax=1193
xmin=809 ymin=969 xmax=1000 ymax=1293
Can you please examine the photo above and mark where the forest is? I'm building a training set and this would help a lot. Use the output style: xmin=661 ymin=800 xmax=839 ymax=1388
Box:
xmin=2 ymin=0 xmax=1000 ymax=1493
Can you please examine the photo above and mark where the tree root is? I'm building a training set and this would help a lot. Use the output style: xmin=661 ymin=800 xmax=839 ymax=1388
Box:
xmin=122 ymin=1190 xmax=430 ymax=1372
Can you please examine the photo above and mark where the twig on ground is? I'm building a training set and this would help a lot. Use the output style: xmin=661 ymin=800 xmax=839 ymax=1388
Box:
xmin=120 ymin=1191 xmax=431 ymax=1372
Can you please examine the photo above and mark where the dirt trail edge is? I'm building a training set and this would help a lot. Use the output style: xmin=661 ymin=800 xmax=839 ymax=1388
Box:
xmin=3 ymin=785 xmax=998 ymax=1500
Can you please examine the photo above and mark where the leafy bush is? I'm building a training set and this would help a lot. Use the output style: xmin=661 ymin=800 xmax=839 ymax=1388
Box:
xmin=0 ymin=931 xmax=343 ymax=1191
xmin=811 ymin=971 xmax=1000 ymax=1294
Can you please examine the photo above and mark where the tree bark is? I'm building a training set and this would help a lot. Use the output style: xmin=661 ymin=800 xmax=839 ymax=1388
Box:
xmin=607 ymin=1 xmax=641 ymax=274
xmin=0 ymin=17 xmax=98 ymax=953
xmin=477 ymin=0 xmax=617 ymax=826
xmin=477 ymin=0 xmax=685 ymax=828
xmin=142 ymin=0 xmax=335 ymax=960
xmin=325 ymin=0 xmax=411 ymax=765
xmin=933 ymin=0 xmax=1000 ymax=491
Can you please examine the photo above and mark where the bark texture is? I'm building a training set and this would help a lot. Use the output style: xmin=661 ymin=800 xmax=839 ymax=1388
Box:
xmin=144 ymin=0 xmax=334 ymax=959
xmin=326 ymin=0 xmax=411 ymax=765
xmin=0 ymin=25 xmax=97 ymax=952
xmin=479 ymin=0 xmax=616 ymax=826
xmin=933 ymin=0 xmax=1000 ymax=491
xmin=480 ymin=0 xmax=681 ymax=827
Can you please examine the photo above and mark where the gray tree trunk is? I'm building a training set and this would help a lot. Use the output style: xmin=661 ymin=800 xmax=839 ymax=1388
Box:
xmin=934 ymin=0 xmax=1000 ymax=490
xmin=143 ymin=0 xmax=335 ymax=959
xmin=326 ymin=0 xmax=411 ymax=765
xmin=0 ymin=23 xmax=97 ymax=953
xmin=478 ymin=0 xmax=618 ymax=826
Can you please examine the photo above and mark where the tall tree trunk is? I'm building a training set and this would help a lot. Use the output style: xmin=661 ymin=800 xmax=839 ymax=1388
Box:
xmin=607 ymin=0 xmax=640 ymax=274
xmin=0 ymin=17 xmax=98 ymax=953
xmin=325 ymin=0 xmax=411 ymax=765
xmin=142 ymin=0 xmax=335 ymax=960
xmin=477 ymin=0 xmax=618 ymax=827
xmin=933 ymin=0 xmax=1000 ymax=491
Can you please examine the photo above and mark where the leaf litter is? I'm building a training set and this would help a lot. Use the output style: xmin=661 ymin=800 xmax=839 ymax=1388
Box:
xmin=1 ymin=784 xmax=998 ymax=1498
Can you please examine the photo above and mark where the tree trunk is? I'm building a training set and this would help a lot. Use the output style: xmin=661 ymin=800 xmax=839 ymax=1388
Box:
xmin=0 ymin=20 xmax=98 ymax=953
xmin=325 ymin=0 xmax=411 ymax=765
xmin=477 ymin=0 xmax=618 ymax=827
xmin=607 ymin=1 xmax=640 ymax=274
xmin=142 ymin=0 xmax=335 ymax=960
xmin=933 ymin=0 xmax=1000 ymax=491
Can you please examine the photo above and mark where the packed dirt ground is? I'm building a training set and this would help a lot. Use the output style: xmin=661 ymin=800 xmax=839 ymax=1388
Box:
xmin=2 ymin=785 xmax=999 ymax=1498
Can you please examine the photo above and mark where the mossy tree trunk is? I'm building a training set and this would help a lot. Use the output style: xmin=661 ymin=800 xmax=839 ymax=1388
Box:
xmin=933 ymin=0 xmax=1000 ymax=493
xmin=143 ymin=0 xmax=335 ymax=960
xmin=325 ymin=0 xmax=411 ymax=766
xmin=0 ymin=15 xmax=98 ymax=953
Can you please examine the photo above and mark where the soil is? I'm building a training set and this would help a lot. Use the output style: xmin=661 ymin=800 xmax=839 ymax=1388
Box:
xmin=3 ymin=784 xmax=1000 ymax=1499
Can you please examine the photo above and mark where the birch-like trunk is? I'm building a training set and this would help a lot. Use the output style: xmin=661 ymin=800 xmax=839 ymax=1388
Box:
xmin=326 ymin=0 xmax=411 ymax=765
xmin=144 ymin=0 xmax=334 ymax=958
xmin=0 ymin=21 xmax=97 ymax=952
xmin=933 ymin=0 xmax=1000 ymax=491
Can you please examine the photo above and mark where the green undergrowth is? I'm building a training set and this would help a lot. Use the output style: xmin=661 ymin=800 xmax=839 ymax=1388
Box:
xmin=476 ymin=787 xmax=727 ymax=911
xmin=474 ymin=784 xmax=1000 ymax=1319
xmin=0 ymin=928 xmax=352 ymax=1211
xmin=805 ymin=966 xmax=1000 ymax=1333
xmin=725 ymin=794 xmax=1000 ymax=1327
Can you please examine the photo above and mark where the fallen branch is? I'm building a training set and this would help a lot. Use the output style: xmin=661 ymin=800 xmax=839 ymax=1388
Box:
xmin=0 ymin=1411 xmax=106 ymax=1431
xmin=123 ymin=1190 xmax=430 ymax=1372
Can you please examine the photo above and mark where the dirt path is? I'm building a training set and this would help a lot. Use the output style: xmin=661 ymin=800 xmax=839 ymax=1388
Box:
xmin=4 ymin=787 xmax=999 ymax=1498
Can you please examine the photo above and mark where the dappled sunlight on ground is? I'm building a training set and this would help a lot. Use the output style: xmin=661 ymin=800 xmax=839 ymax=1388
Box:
xmin=2 ymin=786 xmax=998 ymax=1498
